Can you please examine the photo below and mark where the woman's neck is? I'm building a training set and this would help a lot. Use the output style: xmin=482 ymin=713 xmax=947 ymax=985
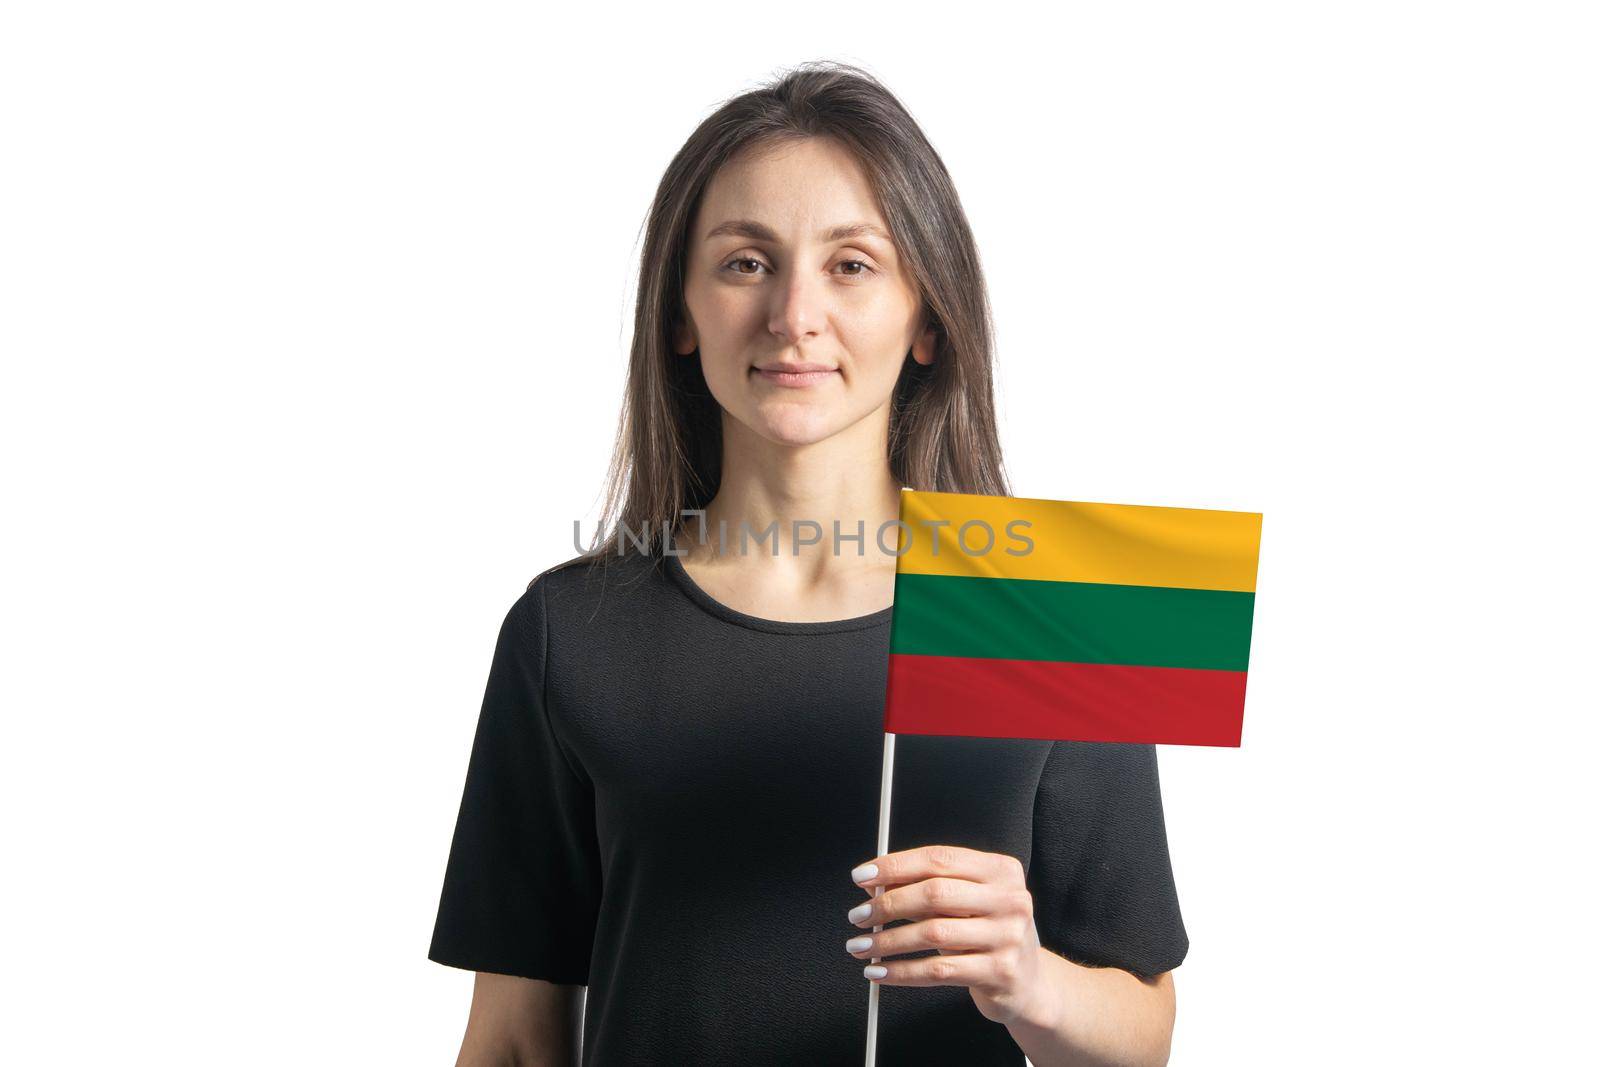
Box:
xmin=696 ymin=418 xmax=901 ymax=564
xmin=677 ymin=420 xmax=903 ymax=619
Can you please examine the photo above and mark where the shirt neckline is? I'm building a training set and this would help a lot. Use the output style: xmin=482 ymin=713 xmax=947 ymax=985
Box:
xmin=663 ymin=552 xmax=894 ymax=635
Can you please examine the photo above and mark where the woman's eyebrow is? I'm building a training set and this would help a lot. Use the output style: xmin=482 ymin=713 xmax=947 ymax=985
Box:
xmin=703 ymin=219 xmax=893 ymax=244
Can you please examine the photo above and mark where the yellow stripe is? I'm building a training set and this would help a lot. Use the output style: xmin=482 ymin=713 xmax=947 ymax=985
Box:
xmin=895 ymin=490 xmax=1262 ymax=592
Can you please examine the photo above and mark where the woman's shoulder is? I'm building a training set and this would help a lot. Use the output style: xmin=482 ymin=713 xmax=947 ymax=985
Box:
xmin=527 ymin=546 xmax=662 ymax=591
xmin=520 ymin=548 xmax=672 ymax=631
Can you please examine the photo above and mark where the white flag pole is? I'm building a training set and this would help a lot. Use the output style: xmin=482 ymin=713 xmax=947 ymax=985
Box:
xmin=863 ymin=729 xmax=896 ymax=1066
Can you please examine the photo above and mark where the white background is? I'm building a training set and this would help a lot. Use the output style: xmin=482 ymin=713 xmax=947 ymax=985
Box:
xmin=3 ymin=3 xmax=1596 ymax=1063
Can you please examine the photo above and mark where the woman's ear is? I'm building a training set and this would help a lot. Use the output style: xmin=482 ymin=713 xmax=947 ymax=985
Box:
xmin=672 ymin=318 xmax=698 ymax=356
xmin=910 ymin=322 xmax=937 ymax=366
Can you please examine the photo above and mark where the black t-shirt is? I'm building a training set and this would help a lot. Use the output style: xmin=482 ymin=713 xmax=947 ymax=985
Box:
xmin=429 ymin=549 xmax=1188 ymax=1065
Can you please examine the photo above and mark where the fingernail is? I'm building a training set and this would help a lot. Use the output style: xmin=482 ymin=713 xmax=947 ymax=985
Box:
xmin=845 ymin=936 xmax=873 ymax=953
xmin=864 ymin=965 xmax=887 ymax=980
xmin=847 ymin=902 xmax=873 ymax=924
xmin=851 ymin=863 xmax=878 ymax=883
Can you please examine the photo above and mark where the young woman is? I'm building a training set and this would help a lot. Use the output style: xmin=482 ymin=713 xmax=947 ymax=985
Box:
xmin=429 ymin=62 xmax=1187 ymax=1066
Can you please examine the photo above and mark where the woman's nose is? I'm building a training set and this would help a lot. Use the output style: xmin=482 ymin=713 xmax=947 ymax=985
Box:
xmin=767 ymin=271 xmax=828 ymax=343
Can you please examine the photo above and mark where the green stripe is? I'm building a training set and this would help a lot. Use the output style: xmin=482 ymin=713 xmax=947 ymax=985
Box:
xmin=889 ymin=571 xmax=1254 ymax=671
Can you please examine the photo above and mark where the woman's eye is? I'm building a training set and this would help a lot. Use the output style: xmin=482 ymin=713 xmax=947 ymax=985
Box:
xmin=722 ymin=257 xmax=874 ymax=277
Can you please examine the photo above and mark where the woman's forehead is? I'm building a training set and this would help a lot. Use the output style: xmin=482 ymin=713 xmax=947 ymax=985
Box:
xmin=696 ymin=140 xmax=890 ymax=244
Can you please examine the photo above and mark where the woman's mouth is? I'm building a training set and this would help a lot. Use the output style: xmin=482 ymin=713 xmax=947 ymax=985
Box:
xmin=751 ymin=365 xmax=839 ymax=388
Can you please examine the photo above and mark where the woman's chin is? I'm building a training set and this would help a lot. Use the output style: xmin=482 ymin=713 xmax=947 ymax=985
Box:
xmin=750 ymin=412 xmax=846 ymax=449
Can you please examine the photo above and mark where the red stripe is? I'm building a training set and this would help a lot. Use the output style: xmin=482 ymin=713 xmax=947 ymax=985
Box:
xmin=884 ymin=653 xmax=1246 ymax=747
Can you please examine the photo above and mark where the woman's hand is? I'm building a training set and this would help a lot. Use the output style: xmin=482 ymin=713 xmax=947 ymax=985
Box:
xmin=845 ymin=844 xmax=1055 ymax=1028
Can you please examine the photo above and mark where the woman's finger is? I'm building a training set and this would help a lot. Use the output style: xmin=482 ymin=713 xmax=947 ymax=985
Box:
xmin=847 ymin=877 xmax=1031 ymax=929
xmin=860 ymin=948 xmax=996 ymax=988
xmin=852 ymin=844 xmax=1025 ymax=892
xmin=845 ymin=914 xmax=1005 ymax=959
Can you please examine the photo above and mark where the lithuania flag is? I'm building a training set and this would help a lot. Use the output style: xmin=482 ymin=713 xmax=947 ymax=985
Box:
xmin=883 ymin=490 xmax=1262 ymax=747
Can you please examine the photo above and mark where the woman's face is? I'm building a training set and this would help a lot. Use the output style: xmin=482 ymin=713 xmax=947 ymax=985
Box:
xmin=676 ymin=136 xmax=935 ymax=451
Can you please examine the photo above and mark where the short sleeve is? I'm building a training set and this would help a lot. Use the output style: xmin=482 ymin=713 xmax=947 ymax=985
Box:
xmin=427 ymin=577 xmax=602 ymax=983
xmin=1027 ymin=740 xmax=1189 ymax=979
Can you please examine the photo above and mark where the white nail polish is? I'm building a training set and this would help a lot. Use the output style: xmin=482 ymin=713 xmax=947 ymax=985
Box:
xmin=847 ymin=902 xmax=872 ymax=924
xmin=851 ymin=863 xmax=878 ymax=883
xmin=864 ymin=965 xmax=887 ymax=980
xmin=846 ymin=936 xmax=873 ymax=953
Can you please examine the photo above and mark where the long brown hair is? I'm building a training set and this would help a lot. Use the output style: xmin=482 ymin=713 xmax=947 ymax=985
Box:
xmin=567 ymin=60 xmax=1010 ymax=578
